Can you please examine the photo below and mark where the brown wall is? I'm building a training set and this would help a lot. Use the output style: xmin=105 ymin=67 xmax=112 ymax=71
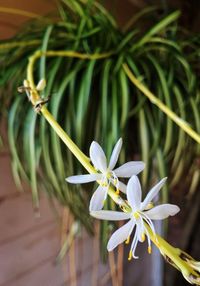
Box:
xmin=0 ymin=0 xmax=55 ymax=39
xmin=1 ymin=0 xmax=199 ymax=40
xmin=0 ymin=0 xmax=146 ymax=40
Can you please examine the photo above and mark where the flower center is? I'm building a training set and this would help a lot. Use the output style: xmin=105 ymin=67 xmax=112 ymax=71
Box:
xmin=105 ymin=170 xmax=112 ymax=179
xmin=104 ymin=170 xmax=120 ymax=195
xmin=133 ymin=211 xmax=140 ymax=220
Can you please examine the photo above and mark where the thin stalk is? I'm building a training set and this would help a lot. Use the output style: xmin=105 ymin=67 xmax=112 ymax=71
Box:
xmin=27 ymin=49 xmax=114 ymax=92
xmin=123 ymin=63 xmax=200 ymax=145
xmin=0 ymin=40 xmax=41 ymax=50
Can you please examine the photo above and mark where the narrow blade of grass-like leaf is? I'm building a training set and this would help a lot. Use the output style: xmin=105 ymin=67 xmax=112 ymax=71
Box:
xmin=23 ymin=110 xmax=39 ymax=208
xmin=131 ymin=11 xmax=180 ymax=52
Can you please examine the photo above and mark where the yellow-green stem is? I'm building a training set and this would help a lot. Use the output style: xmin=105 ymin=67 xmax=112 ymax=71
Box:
xmin=123 ymin=63 xmax=200 ymax=145
xmin=0 ymin=40 xmax=41 ymax=50
xmin=27 ymin=49 xmax=114 ymax=94
xmin=147 ymin=225 xmax=198 ymax=279
xmin=42 ymin=107 xmax=91 ymax=172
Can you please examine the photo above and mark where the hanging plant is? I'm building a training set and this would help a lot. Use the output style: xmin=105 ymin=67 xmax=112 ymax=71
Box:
xmin=0 ymin=1 xmax=200 ymax=284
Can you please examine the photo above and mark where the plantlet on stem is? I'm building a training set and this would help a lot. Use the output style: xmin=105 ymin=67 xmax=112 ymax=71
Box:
xmin=18 ymin=78 xmax=50 ymax=113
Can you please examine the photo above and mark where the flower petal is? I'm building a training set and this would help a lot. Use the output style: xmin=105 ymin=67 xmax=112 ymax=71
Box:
xmin=89 ymin=186 xmax=107 ymax=211
xmin=117 ymin=181 xmax=127 ymax=194
xmin=114 ymin=161 xmax=145 ymax=177
xmin=108 ymin=138 xmax=122 ymax=170
xmin=107 ymin=219 xmax=135 ymax=251
xmin=66 ymin=173 xmax=103 ymax=184
xmin=90 ymin=210 xmax=130 ymax=221
xmin=90 ymin=141 xmax=107 ymax=172
xmin=141 ymin=177 xmax=167 ymax=210
xmin=127 ymin=175 xmax=142 ymax=211
xmin=144 ymin=204 xmax=180 ymax=220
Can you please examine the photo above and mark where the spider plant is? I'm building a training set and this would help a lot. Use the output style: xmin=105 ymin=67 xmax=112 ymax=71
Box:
xmin=0 ymin=0 xmax=200 ymax=264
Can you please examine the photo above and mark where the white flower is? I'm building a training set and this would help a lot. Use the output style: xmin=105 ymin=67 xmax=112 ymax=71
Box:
xmin=66 ymin=138 xmax=145 ymax=211
xmin=90 ymin=175 xmax=180 ymax=260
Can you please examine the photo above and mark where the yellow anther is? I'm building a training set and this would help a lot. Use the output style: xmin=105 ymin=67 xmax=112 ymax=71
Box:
xmin=125 ymin=236 xmax=130 ymax=244
xmin=113 ymin=178 xmax=117 ymax=185
xmin=141 ymin=233 xmax=145 ymax=242
xmin=101 ymin=182 xmax=108 ymax=187
xmin=128 ymin=250 xmax=132 ymax=261
xmin=106 ymin=171 xmax=111 ymax=179
xmin=146 ymin=202 xmax=154 ymax=210
xmin=133 ymin=212 xmax=140 ymax=219
xmin=115 ymin=188 xmax=120 ymax=195
xmin=148 ymin=246 xmax=152 ymax=254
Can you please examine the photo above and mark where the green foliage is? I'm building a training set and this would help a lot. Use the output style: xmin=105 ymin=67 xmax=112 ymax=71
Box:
xmin=0 ymin=0 xmax=200 ymax=252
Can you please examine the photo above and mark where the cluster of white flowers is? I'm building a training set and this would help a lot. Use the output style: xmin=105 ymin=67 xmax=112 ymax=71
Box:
xmin=66 ymin=138 xmax=180 ymax=260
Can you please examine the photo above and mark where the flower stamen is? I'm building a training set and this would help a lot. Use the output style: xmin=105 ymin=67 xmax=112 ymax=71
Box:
xmin=111 ymin=171 xmax=121 ymax=195
xmin=133 ymin=212 xmax=140 ymax=219
xmin=125 ymin=236 xmax=130 ymax=244
xmin=128 ymin=250 xmax=132 ymax=261
xmin=141 ymin=233 xmax=145 ymax=242
xmin=148 ymin=246 xmax=152 ymax=254
xmin=115 ymin=188 xmax=120 ymax=195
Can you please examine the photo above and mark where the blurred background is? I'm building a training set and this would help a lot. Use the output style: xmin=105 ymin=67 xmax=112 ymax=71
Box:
xmin=0 ymin=0 xmax=200 ymax=285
